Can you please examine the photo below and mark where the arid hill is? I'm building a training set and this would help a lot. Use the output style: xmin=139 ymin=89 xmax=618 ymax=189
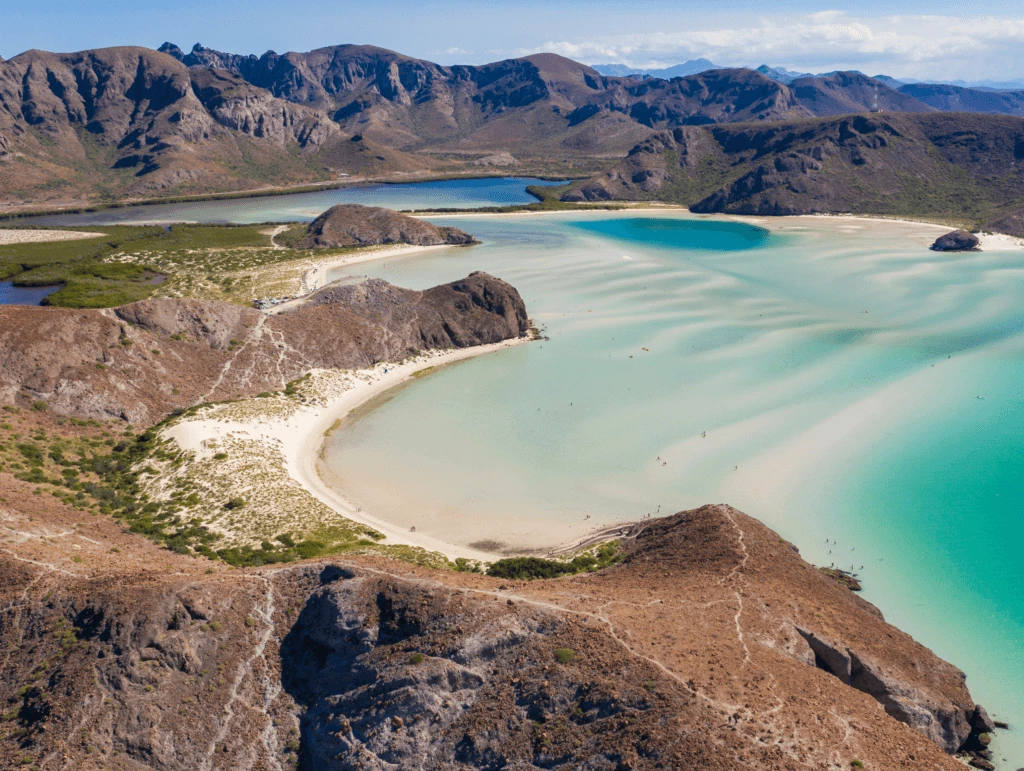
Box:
xmin=899 ymin=82 xmax=1024 ymax=116
xmin=0 ymin=271 xmax=527 ymax=423
xmin=297 ymin=204 xmax=476 ymax=248
xmin=0 ymin=499 xmax=995 ymax=770
xmin=0 ymin=47 xmax=430 ymax=207
xmin=561 ymin=112 xmax=1024 ymax=232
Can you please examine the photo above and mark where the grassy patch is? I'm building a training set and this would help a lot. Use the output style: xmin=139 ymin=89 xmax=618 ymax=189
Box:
xmin=487 ymin=541 xmax=622 ymax=580
xmin=0 ymin=223 xmax=331 ymax=308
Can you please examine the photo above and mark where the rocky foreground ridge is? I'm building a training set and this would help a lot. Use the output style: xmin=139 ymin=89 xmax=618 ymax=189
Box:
xmin=0 ymin=271 xmax=528 ymax=423
xmin=297 ymin=204 xmax=476 ymax=248
xmin=0 ymin=502 xmax=994 ymax=770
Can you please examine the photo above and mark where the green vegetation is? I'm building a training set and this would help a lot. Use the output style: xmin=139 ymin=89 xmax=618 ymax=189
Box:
xmin=0 ymin=409 xmax=390 ymax=568
xmin=410 ymin=652 xmax=424 ymax=665
xmin=486 ymin=541 xmax=622 ymax=579
xmin=850 ymin=761 xmax=864 ymax=769
xmin=0 ymin=223 xmax=350 ymax=308
xmin=554 ymin=647 xmax=575 ymax=664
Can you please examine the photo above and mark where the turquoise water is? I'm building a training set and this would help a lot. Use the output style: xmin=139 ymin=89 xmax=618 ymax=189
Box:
xmin=19 ymin=177 xmax=567 ymax=226
xmin=19 ymin=175 xmax=1019 ymax=764
xmin=0 ymin=281 xmax=60 ymax=305
xmin=320 ymin=211 xmax=1024 ymax=767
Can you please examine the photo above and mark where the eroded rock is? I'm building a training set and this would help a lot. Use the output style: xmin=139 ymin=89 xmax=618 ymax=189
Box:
xmin=297 ymin=204 xmax=476 ymax=248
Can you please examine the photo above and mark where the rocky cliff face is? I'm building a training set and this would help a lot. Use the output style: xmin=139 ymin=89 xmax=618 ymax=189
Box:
xmin=0 ymin=272 xmax=528 ymax=423
xmin=297 ymin=204 xmax=476 ymax=248
xmin=0 ymin=503 xmax=990 ymax=770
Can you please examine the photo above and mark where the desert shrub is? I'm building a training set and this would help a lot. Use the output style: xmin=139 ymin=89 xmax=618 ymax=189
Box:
xmin=554 ymin=648 xmax=575 ymax=664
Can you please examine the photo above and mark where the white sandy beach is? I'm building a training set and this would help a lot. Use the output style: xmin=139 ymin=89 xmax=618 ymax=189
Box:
xmin=0 ymin=228 xmax=105 ymax=245
xmin=163 ymin=338 xmax=530 ymax=561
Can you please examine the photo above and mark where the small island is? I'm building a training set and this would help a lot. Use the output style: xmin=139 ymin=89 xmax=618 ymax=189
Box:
xmin=297 ymin=204 xmax=477 ymax=249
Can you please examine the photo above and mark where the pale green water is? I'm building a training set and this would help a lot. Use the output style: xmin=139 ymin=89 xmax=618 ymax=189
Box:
xmin=323 ymin=211 xmax=1024 ymax=767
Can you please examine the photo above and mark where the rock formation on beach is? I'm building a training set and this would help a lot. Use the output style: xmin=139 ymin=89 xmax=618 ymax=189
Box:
xmin=930 ymin=229 xmax=981 ymax=251
xmin=0 ymin=502 xmax=994 ymax=770
xmin=0 ymin=272 xmax=526 ymax=423
xmin=297 ymin=204 xmax=476 ymax=248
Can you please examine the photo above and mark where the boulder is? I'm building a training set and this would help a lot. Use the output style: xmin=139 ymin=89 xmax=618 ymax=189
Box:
xmin=297 ymin=204 xmax=476 ymax=249
xmin=930 ymin=229 xmax=980 ymax=252
xmin=971 ymin=704 xmax=997 ymax=735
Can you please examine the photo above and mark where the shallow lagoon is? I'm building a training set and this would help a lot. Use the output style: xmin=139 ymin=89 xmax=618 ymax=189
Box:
xmin=322 ymin=210 xmax=1024 ymax=767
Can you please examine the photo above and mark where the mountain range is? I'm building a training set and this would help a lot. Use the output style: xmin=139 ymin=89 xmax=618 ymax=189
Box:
xmin=2 ymin=41 xmax=1024 ymax=219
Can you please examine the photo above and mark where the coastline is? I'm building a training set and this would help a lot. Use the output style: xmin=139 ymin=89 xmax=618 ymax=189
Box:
xmin=162 ymin=338 xmax=533 ymax=562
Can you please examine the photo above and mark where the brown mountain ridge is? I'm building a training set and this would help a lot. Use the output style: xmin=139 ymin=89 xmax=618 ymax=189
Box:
xmin=561 ymin=112 xmax=1024 ymax=232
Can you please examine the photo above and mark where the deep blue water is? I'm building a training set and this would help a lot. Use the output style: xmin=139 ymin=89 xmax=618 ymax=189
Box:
xmin=0 ymin=281 xmax=59 ymax=305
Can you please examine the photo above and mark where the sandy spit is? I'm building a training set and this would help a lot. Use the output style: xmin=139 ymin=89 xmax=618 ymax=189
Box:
xmin=164 ymin=339 xmax=530 ymax=561
xmin=0 ymin=229 xmax=105 ymax=245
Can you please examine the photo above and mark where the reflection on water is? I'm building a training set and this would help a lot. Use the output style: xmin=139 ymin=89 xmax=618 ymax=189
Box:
xmin=0 ymin=281 xmax=61 ymax=305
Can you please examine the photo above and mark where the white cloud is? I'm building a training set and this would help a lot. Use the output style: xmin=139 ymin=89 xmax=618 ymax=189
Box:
xmin=514 ymin=12 xmax=1024 ymax=80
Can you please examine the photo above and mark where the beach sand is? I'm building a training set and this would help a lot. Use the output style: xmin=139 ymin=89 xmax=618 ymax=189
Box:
xmin=0 ymin=228 xmax=105 ymax=245
xmin=162 ymin=338 xmax=530 ymax=561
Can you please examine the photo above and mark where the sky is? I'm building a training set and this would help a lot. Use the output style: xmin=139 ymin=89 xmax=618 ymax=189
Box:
xmin=2 ymin=0 xmax=1024 ymax=82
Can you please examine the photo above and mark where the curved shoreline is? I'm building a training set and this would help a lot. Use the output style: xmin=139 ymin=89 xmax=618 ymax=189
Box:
xmin=292 ymin=341 xmax=531 ymax=562
xmin=164 ymin=338 xmax=536 ymax=562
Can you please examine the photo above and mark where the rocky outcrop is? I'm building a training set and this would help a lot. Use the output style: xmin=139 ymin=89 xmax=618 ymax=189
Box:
xmin=0 ymin=503 xmax=989 ymax=771
xmin=0 ymin=272 xmax=527 ymax=423
xmin=296 ymin=204 xmax=476 ymax=248
xmin=930 ymin=229 xmax=981 ymax=251
xmin=795 ymin=628 xmax=979 ymax=752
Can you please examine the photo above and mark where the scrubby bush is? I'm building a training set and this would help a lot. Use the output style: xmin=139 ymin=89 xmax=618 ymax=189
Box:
xmin=554 ymin=648 xmax=575 ymax=664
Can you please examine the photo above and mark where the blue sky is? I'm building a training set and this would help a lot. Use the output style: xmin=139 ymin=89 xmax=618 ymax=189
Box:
xmin=2 ymin=0 xmax=1024 ymax=81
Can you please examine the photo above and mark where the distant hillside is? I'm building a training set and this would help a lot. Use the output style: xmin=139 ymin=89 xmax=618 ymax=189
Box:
xmin=6 ymin=40 xmax=1024 ymax=211
xmin=159 ymin=43 xmax=818 ymax=153
xmin=898 ymin=83 xmax=1024 ymax=116
xmin=0 ymin=46 xmax=430 ymax=206
xmin=592 ymin=59 xmax=719 ymax=78
xmin=561 ymin=112 xmax=1024 ymax=233
xmin=789 ymin=72 xmax=934 ymax=115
